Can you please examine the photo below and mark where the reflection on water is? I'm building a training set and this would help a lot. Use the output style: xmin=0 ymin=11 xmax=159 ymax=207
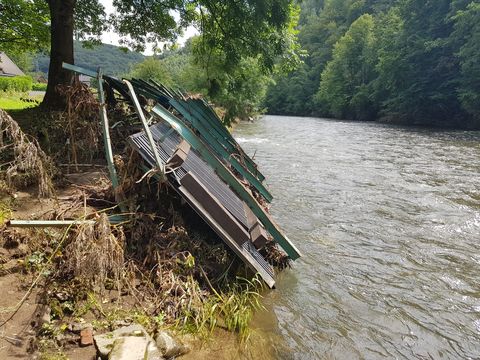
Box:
xmin=234 ymin=116 xmax=480 ymax=359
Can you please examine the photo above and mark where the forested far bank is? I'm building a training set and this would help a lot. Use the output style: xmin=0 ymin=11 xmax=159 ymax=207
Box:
xmin=265 ymin=0 xmax=480 ymax=129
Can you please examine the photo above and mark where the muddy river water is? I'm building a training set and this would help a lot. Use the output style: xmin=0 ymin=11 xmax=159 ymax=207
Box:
xmin=233 ymin=115 xmax=480 ymax=359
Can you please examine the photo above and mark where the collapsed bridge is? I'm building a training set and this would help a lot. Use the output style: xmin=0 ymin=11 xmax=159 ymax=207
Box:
xmin=62 ymin=63 xmax=301 ymax=288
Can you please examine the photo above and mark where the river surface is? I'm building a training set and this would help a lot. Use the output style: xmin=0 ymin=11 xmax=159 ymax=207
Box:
xmin=233 ymin=115 xmax=480 ymax=359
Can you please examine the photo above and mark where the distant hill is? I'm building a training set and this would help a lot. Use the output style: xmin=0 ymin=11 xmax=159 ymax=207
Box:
xmin=36 ymin=41 xmax=145 ymax=76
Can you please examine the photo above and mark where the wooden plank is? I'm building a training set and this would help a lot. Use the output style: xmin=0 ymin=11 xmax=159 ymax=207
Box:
xmin=180 ymin=172 xmax=250 ymax=246
xmin=167 ymin=140 xmax=190 ymax=167
xmin=250 ymin=223 xmax=268 ymax=249
xmin=177 ymin=185 xmax=275 ymax=288
xmin=243 ymin=203 xmax=258 ymax=230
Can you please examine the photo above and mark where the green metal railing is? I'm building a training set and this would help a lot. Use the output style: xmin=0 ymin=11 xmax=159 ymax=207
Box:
xmin=151 ymin=104 xmax=301 ymax=260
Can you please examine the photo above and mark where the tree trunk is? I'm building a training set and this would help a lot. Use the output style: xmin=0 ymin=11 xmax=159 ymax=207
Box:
xmin=41 ymin=0 xmax=76 ymax=109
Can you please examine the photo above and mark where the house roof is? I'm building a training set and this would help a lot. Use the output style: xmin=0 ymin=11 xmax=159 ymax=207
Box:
xmin=0 ymin=52 xmax=25 ymax=77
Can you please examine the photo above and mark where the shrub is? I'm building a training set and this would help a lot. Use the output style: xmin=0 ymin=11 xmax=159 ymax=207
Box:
xmin=0 ymin=76 xmax=33 ymax=92
xmin=32 ymin=82 xmax=47 ymax=91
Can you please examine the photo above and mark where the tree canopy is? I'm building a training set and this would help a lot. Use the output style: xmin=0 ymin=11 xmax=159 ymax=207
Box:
xmin=0 ymin=0 xmax=301 ymax=109
xmin=125 ymin=36 xmax=272 ymax=123
xmin=0 ymin=0 xmax=50 ymax=53
xmin=265 ymin=0 xmax=480 ymax=129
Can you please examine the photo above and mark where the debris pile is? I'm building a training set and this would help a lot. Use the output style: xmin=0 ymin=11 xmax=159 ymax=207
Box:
xmin=59 ymin=62 xmax=301 ymax=288
xmin=101 ymin=70 xmax=301 ymax=287
xmin=0 ymin=62 xmax=301 ymax=358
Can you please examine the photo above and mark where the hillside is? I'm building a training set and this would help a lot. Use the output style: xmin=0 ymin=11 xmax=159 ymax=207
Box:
xmin=265 ymin=0 xmax=480 ymax=129
xmin=36 ymin=41 xmax=144 ymax=76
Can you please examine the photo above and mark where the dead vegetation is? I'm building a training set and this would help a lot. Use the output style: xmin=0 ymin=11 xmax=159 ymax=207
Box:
xmin=0 ymin=109 xmax=54 ymax=197
xmin=61 ymin=213 xmax=124 ymax=289
xmin=58 ymin=80 xmax=102 ymax=165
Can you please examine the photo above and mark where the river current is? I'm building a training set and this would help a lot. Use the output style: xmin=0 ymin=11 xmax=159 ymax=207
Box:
xmin=234 ymin=115 xmax=480 ymax=359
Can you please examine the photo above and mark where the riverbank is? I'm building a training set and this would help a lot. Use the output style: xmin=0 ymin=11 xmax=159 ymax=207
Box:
xmin=0 ymin=100 xmax=288 ymax=359
xmin=0 ymin=169 xmax=270 ymax=359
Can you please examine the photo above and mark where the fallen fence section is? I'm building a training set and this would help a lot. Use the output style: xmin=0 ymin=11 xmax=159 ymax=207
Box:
xmin=129 ymin=122 xmax=275 ymax=287
xmin=61 ymin=63 xmax=301 ymax=288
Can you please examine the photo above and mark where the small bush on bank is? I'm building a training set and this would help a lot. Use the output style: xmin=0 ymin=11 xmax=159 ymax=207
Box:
xmin=0 ymin=76 xmax=33 ymax=92
xmin=32 ymin=82 xmax=47 ymax=91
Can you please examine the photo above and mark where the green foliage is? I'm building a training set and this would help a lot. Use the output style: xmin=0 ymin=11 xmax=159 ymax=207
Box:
xmin=7 ymin=51 xmax=35 ymax=73
xmin=4 ymin=0 xmax=301 ymax=110
xmin=0 ymin=76 xmax=32 ymax=92
xmin=38 ymin=338 xmax=69 ymax=360
xmin=0 ymin=95 xmax=37 ymax=110
xmin=0 ymin=0 xmax=50 ymax=54
xmin=219 ymin=276 xmax=264 ymax=340
xmin=266 ymin=0 xmax=368 ymax=116
xmin=266 ymin=0 xmax=480 ymax=128
xmin=32 ymin=83 xmax=48 ymax=91
xmin=316 ymin=14 xmax=377 ymax=120
xmin=0 ymin=92 xmax=43 ymax=111
xmin=185 ymin=39 xmax=273 ymax=123
xmin=15 ymin=0 xmax=287 ymax=85
xmin=127 ymin=57 xmax=173 ymax=86
xmin=0 ymin=201 xmax=11 ymax=224
xmin=24 ymin=250 xmax=48 ymax=273
xmin=127 ymin=38 xmax=273 ymax=122
xmin=452 ymin=2 xmax=480 ymax=126
xmin=188 ymin=1 xmax=303 ymax=72
xmin=180 ymin=275 xmax=264 ymax=340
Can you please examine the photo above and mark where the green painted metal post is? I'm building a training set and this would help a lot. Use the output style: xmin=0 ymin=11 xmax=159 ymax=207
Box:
xmin=97 ymin=68 xmax=119 ymax=189
xmin=170 ymin=99 xmax=273 ymax=202
xmin=188 ymin=99 xmax=265 ymax=182
xmin=62 ymin=63 xmax=125 ymax=210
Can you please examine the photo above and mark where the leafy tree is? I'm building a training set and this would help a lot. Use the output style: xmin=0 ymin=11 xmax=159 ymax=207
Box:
xmin=265 ymin=0 xmax=480 ymax=128
xmin=129 ymin=37 xmax=272 ymax=122
xmin=265 ymin=0 xmax=382 ymax=116
xmin=370 ymin=7 xmax=404 ymax=111
xmin=127 ymin=57 xmax=173 ymax=87
xmin=316 ymin=14 xmax=377 ymax=120
xmin=1 ymin=0 xmax=301 ymax=110
xmin=0 ymin=0 xmax=50 ymax=53
xmin=451 ymin=1 xmax=480 ymax=126
xmin=7 ymin=51 xmax=35 ymax=73
xmin=378 ymin=0 xmax=462 ymax=125
xmin=187 ymin=38 xmax=273 ymax=122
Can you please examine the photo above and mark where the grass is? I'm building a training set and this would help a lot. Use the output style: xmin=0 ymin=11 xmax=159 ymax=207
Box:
xmin=0 ymin=201 xmax=12 ymax=224
xmin=0 ymin=92 xmax=44 ymax=110
xmin=178 ymin=275 xmax=265 ymax=341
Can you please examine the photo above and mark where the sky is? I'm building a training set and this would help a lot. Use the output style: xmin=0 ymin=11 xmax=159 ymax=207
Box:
xmin=99 ymin=0 xmax=198 ymax=55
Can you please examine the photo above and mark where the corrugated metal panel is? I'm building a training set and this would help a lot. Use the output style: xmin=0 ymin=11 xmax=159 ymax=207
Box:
xmin=130 ymin=122 xmax=248 ymax=229
xmin=129 ymin=122 xmax=275 ymax=286
xmin=107 ymin=76 xmax=269 ymax=198
xmin=60 ymin=63 xmax=300 ymax=287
